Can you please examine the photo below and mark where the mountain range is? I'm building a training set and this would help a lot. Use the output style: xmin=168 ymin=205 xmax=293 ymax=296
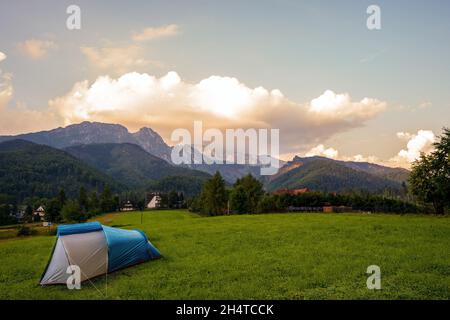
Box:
xmin=0 ymin=122 xmax=172 ymax=162
xmin=0 ymin=139 xmax=211 ymax=200
xmin=0 ymin=121 xmax=411 ymax=198
xmin=265 ymin=156 xmax=409 ymax=194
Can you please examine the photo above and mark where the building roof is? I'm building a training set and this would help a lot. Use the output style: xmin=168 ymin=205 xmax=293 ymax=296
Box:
xmin=122 ymin=201 xmax=134 ymax=208
xmin=274 ymin=188 xmax=310 ymax=195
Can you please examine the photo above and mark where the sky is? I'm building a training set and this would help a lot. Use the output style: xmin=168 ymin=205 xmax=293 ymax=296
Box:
xmin=0 ymin=0 xmax=449 ymax=167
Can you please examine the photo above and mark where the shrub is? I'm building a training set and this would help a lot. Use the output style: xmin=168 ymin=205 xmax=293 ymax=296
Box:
xmin=47 ymin=227 xmax=57 ymax=235
xmin=17 ymin=225 xmax=36 ymax=236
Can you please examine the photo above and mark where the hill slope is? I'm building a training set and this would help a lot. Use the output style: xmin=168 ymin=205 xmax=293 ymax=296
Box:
xmin=64 ymin=143 xmax=211 ymax=190
xmin=266 ymin=156 xmax=408 ymax=193
xmin=335 ymin=159 xmax=410 ymax=182
xmin=0 ymin=140 xmax=123 ymax=200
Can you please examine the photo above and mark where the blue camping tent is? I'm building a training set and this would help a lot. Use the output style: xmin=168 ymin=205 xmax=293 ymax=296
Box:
xmin=40 ymin=222 xmax=161 ymax=285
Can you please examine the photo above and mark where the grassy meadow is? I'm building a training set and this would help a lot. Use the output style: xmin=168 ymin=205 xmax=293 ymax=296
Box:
xmin=0 ymin=210 xmax=449 ymax=299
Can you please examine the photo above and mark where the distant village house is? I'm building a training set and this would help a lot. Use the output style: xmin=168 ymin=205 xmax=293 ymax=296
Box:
xmin=120 ymin=201 xmax=135 ymax=212
xmin=147 ymin=193 xmax=162 ymax=209
xmin=33 ymin=205 xmax=46 ymax=221
xmin=274 ymin=188 xmax=310 ymax=195
xmin=323 ymin=206 xmax=352 ymax=213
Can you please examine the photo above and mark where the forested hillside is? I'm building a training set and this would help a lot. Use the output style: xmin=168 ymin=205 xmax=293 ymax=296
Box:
xmin=0 ymin=140 xmax=123 ymax=200
xmin=65 ymin=143 xmax=211 ymax=189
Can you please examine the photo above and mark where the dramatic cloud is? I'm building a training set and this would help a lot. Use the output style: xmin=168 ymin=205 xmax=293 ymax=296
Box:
xmin=390 ymin=130 xmax=435 ymax=165
xmin=81 ymin=46 xmax=162 ymax=75
xmin=0 ymin=51 xmax=6 ymax=63
xmin=132 ymin=24 xmax=180 ymax=42
xmin=48 ymin=71 xmax=387 ymax=154
xmin=17 ymin=39 xmax=57 ymax=59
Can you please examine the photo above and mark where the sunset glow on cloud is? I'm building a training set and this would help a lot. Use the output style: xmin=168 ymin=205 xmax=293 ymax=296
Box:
xmin=391 ymin=130 xmax=436 ymax=164
xmin=42 ymin=71 xmax=388 ymax=156
xmin=17 ymin=39 xmax=57 ymax=59
xmin=0 ymin=67 xmax=13 ymax=110
xmin=81 ymin=46 xmax=163 ymax=75
xmin=132 ymin=24 xmax=180 ymax=42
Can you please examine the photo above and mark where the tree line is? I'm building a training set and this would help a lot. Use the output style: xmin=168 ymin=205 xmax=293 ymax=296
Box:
xmin=0 ymin=186 xmax=189 ymax=225
xmin=188 ymin=172 xmax=421 ymax=215
xmin=30 ymin=185 xmax=119 ymax=223
xmin=0 ymin=185 xmax=120 ymax=225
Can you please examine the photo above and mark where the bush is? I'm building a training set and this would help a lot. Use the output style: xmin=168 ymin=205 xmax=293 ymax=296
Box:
xmin=17 ymin=225 xmax=36 ymax=236
xmin=187 ymin=196 xmax=202 ymax=213
xmin=47 ymin=227 xmax=57 ymax=235
xmin=257 ymin=194 xmax=281 ymax=213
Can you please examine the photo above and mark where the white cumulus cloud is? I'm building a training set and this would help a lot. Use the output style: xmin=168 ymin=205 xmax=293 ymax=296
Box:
xmin=310 ymin=90 xmax=387 ymax=120
xmin=302 ymin=144 xmax=380 ymax=164
xmin=47 ymin=71 xmax=387 ymax=154
xmin=301 ymin=129 xmax=437 ymax=169
xmin=391 ymin=130 xmax=435 ymax=164
xmin=0 ymin=51 xmax=6 ymax=63
xmin=305 ymin=144 xmax=339 ymax=159
xmin=349 ymin=154 xmax=380 ymax=163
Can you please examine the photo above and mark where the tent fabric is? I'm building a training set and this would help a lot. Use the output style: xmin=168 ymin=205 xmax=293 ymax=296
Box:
xmin=57 ymin=221 xmax=103 ymax=236
xmin=40 ymin=222 xmax=161 ymax=285
xmin=103 ymin=226 xmax=160 ymax=272
xmin=136 ymin=229 xmax=161 ymax=258
xmin=61 ymin=231 xmax=109 ymax=282
xmin=40 ymin=238 xmax=71 ymax=284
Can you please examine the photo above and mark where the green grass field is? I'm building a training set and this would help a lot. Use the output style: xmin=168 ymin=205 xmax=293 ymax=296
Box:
xmin=0 ymin=210 xmax=449 ymax=299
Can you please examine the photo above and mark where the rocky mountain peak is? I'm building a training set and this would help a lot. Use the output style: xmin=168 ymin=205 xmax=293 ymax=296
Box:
xmin=0 ymin=121 xmax=173 ymax=162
